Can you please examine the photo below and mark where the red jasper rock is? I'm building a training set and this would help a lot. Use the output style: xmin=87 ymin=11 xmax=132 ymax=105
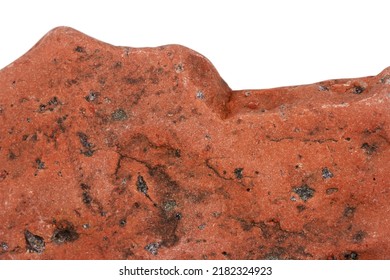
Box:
xmin=0 ymin=27 xmax=389 ymax=260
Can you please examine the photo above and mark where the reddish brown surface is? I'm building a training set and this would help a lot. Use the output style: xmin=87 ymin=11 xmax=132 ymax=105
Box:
xmin=0 ymin=27 xmax=389 ymax=260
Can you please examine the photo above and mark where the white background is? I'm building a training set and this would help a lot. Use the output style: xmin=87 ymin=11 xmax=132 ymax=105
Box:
xmin=0 ymin=260 xmax=389 ymax=280
xmin=0 ymin=0 xmax=389 ymax=90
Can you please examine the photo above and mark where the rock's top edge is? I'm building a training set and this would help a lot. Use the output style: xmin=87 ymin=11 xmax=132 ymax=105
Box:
xmin=1 ymin=26 xmax=210 ymax=71
xmin=0 ymin=26 xmax=232 ymax=118
xmin=2 ymin=26 xmax=390 ymax=89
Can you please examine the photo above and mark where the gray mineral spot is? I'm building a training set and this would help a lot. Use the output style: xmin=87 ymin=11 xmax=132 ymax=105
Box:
xmin=326 ymin=188 xmax=338 ymax=195
xmin=77 ymin=132 xmax=93 ymax=148
xmin=1 ymin=242 xmax=9 ymax=251
xmin=111 ymin=108 xmax=128 ymax=121
xmin=175 ymin=64 xmax=184 ymax=73
xmin=293 ymin=184 xmax=315 ymax=202
xmin=24 ymin=230 xmax=45 ymax=253
xmin=198 ymin=224 xmax=206 ymax=230
xmin=322 ymin=167 xmax=334 ymax=179
xmin=36 ymin=158 xmax=45 ymax=170
xmin=136 ymin=175 xmax=148 ymax=194
xmin=85 ymin=91 xmax=99 ymax=102
xmin=163 ymin=200 xmax=176 ymax=212
xmin=51 ymin=222 xmax=79 ymax=244
xmin=234 ymin=168 xmax=244 ymax=179
xmin=196 ymin=90 xmax=205 ymax=100
xmin=344 ymin=206 xmax=356 ymax=218
xmin=318 ymin=85 xmax=329 ymax=91
xmin=361 ymin=142 xmax=377 ymax=155
xmin=144 ymin=242 xmax=160 ymax=255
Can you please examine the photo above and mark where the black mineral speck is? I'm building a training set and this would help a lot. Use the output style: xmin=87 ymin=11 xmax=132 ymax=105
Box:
xmin=343 ymin=206 xmax=356 ymax=218
xmin=326 ymin=188 xmax=338 ymax=195
xmin=77 ymin=132 xmax=95 ymax=156
xmin=297 ymin=205 xmax=306 ymax=212
xmin=77 ymin=132 xmax=92 ymax=148
xmin=83 ymin=150 xmax=94 ymax=157
xmin=380 ymin=75 xmax=390 ymax=84
xmin=175 ymin=213 xmax=182 ymax=220
xmin=80 ymin=183 xmax=92 ymax=205
xmin=80 ymin=183 xmax=91 ymax=191
xmin=75 ymin=46 xmax=85 ymax=53
xmin=361 ymin=142 xmax=377 ymax=155
xmin=24 ymin=230 xmax=45 ymax=253
xmin=353 ymin=231 xmax=366 ymax=243
xmin=318 ymin=85 xmax=329 ymax=91
xmin=144 ymin=242 xmax=160 ymax=255
xmin=322 ymin=167 xmax=333 ymax=179
xmin=113 ymin=61 xmax=122 ymax=68
xmin=293 ymin=184 xmax=315 ymax=202
xmin=169 ymin=149 xmax=181 ymax=158
xmin=51 ymin=221 xmax=79 ymax=244
xmin=1 ymin=242 xmax=9 ymax=251
xmin=85 ymin=91 xmax=99 ymax=102
xmin=8 ymin=151 xmax=16 ymax=160
xmin=234 ymin=168 xmax=244 ymax=179
xmin=163 ymin=200 xmax=176 ymax=212
xmin=82 ymin=192 xmax=92 ymax=205
xmin=119 ymin=219 xmax=127 ymax=227
xmin=136 ymin=175 xmax=148 ymax=194
xmin=196 ymin=90 xmax=205 ymax=100
xmin=36 ymin=158 xmax=45 ymax=170
xmin=48 ymin=96 xmax=59 ymax=106
xmin=175 ymin=64 xmax=184 ymax=73
xmin=344 ymin=251 xmax=358 ymax=260
xmin=352 ymin=86 xmax=365 ymax=94
xmin=222 ymin=251 xmax=228 ymax=256
xmin=39 ymin=104 xmax=46 ymax=112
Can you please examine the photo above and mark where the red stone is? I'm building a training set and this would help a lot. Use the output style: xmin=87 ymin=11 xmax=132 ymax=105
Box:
xmin=0 ymin=27 xmax=389 ymax=259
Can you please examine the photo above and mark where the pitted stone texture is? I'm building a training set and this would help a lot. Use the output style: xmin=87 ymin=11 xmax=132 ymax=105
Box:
xmin=0 ymin=27 xmax=389 ymax=260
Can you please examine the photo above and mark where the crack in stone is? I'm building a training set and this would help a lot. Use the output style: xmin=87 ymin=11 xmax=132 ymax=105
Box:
xmin=205 ymin=158 xmax=232 ymax=181
xmin=267 ymin=137 xmax=338 ymax=143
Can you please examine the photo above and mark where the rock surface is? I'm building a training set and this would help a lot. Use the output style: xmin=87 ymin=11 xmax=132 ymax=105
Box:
xmin=0 ymin=27 xmax=389 ymax=260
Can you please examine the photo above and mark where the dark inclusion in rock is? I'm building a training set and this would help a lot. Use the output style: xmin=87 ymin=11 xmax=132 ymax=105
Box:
xmin=293 ymin=184 xmax=315 ymax=202
xmin=24 ymin=230 xmax=45 ymax=253
xmin=136 ymin=175 xmax=148 ymax=194
xmin=51 ymin=220 xmax=79 ymax=244
xmin=144 ymin=242 xmax=160 ymax=255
